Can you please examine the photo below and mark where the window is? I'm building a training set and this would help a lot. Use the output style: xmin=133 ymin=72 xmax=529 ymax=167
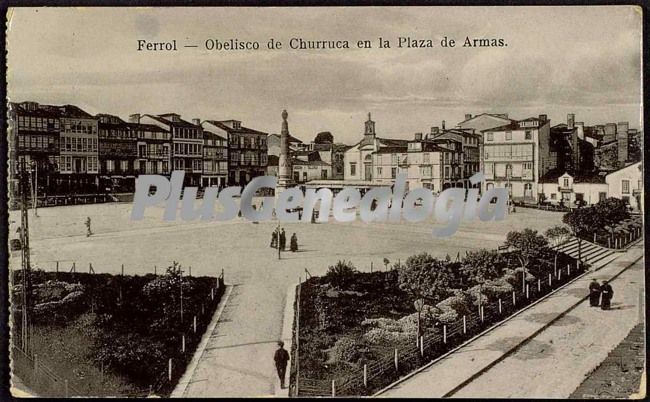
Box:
xmin=622 ymin=180 xmax=630 ymax=194
xmin=551 ymin=193 xmax=557 ymax=200
xmin=563 ymin=178 xmax=569 ymax=187
xmin=377 ymin=167 xmax=382 ymax=175
xmin=391 ymin=167 xmax=397 ymax=179
xmin=120 ymin=160 xmax=129 ymax=172
xmin=106 ymin=160 xmax=115 ymax=172
xmin=523 ymin=162 xmax=533 ymax=170
xmin=598 ymin=192 xmax=607 ymax=202
xmin=423 ymin=153 xmax=430 ymax=163
xmin=350 ymin=163 xmax=356 ymax=176
xmin=487 ymin=132 xmax=493 ymax=141
xmin=505 ymin=131 xmax=512 ymax=141
xmin=525 ymin=130 xmax=532 ymax=140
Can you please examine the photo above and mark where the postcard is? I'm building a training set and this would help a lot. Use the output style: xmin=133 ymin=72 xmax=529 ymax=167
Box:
xmin=5 ymin=6 xmax=645 ymax=398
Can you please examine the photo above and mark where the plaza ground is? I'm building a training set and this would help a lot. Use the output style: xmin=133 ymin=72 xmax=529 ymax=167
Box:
xmin=10 ymin=202 xmax=565 ymax=396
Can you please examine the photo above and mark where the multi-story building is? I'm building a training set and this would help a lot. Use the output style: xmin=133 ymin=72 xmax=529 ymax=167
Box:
xmin=202 ymin=131 xmax=228 ymax=188
xmin=97 ymin=114 xmax=138 ymax=192
xmin=57 ymin=105 xmax=100 ymax=193
xmin=426 ymin=125 xmax=479 ymax=188
xmin=480 ymin=115 xmax=551 ymax=202
xmin=406 ymin=133 xmax=463 ymax=191
xmin=202 ymin=120 xmax=268 ymax=186
xmin=128 ymin=116 xmax=172 ymax=176
xmin=137 ymin=113 xmax=203 ymax=186
xmin=8 ymin=101 xmax=62 ymax=198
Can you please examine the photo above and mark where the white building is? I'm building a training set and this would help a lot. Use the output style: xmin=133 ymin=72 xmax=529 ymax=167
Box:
xmin=481 ymin=115 xmax=552 ymax=202
xmin=537 ymin=161 xmax=643 ymax=212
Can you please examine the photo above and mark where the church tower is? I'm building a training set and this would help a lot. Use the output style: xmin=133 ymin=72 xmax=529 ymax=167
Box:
xmin=364 ymin=112 xmax=376 ymax=141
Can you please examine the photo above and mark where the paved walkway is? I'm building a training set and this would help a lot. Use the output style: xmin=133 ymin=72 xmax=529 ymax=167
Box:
xmin=379 ymin=242 xmax=644 ymax=398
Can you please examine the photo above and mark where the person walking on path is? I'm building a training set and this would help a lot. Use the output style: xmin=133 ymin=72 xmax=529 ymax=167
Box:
xmin=290 ymin=233 xmax=298 ymax=252
xmin=279 ymin=229 xmax=286 ymax=251
xmin=588 ymin=278 xmax=601 ymax=307
xmin=274 ymin=341 xmax=290 ymax=389
xmin=600 ymin=280 xmax=614 ymax=310
xmin=270 ymin=231 xmax=278 ymax=248
xmin=85 ymin=217 xmax=92 ymax=237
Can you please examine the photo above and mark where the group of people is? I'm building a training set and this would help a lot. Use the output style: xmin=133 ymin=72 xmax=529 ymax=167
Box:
xmin=589 ymin=279 xmax=614 ymax=310
xmin=270 ymin=228 xmax=299 ymax=252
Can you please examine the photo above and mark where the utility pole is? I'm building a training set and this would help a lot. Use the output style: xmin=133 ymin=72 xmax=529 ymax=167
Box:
xmin=19 ymin=160 xmax=32 ymax=355
xmin=31 ymin=161 xmax=38 ymax=217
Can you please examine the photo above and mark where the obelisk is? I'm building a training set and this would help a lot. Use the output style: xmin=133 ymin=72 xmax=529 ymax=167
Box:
xmin=277 ymin=109 xmax=293 ymax=193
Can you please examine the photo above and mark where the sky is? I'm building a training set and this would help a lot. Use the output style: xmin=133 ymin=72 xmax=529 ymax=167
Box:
xmin=7 ymin=6 xmax=643 ymax=144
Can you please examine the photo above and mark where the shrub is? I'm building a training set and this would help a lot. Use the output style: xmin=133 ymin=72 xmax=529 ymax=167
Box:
xmin=325 ymin=260 xmax=357 ymax=289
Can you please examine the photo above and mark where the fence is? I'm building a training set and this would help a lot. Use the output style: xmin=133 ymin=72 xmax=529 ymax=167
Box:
xmin=591 ymin=222 xmax=643 ymax=250
xmin=10 ymin=267 xmax=226 ymax=397
xmin=292 ymin=259 xmax=588 ymax=396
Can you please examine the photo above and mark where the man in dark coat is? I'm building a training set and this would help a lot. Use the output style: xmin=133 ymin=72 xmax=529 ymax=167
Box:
xmin=588 ymin=278 xmax=601 ymax=307
xmin=279 ymin=229 xmax=286 ymax=251
xmin=274 ymin=341 xmax=290 ymax=389
xmin=600 ymin=280 xmax=613 ymax=310
xmin=270 ymin=231 xmax=278 ymax=248
xmin=290 ymin=233 xmax=298 ymax=252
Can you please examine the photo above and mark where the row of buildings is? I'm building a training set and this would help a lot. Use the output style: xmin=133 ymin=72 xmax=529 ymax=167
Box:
xmin=9 ymin=101 xmax=642 ymax=212
xmin=8 ymin=101 xmax=271 ymax=197
xmin=324 ymin=112 xmax=642 ymax=211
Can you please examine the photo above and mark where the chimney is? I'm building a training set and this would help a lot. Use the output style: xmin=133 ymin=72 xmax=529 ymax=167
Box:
xmin=431 ymin=127 xmax=439 ymax=135
xmin=192 ymin=118 xmax=201 ymax=126
xmin=464 ymin=114 xmax=472 ymax=121
xmin=129 ymin=113 xmax=141 ymax=123
xmin=442 ymin=120 xmax=446 ymax=130
xmin=567 ymin=113 xmax=575 ymax=129
xmin=414 ymin=132 xmax=423 ymax=141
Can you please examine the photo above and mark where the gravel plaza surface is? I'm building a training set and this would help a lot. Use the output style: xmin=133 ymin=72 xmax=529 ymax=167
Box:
xmin=10 ymin=201 xmax=565 ymax=396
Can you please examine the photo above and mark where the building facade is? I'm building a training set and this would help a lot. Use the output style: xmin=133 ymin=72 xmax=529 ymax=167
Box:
xmin=202 ymin=120 xmax=268 ymax=186
xmin=97 ymin=114 xmax=138 ymax=192
xmin=202 ymin=131 xmax=228 ymax=187
xmin=481 ymin=115 xmax=551 ymax=202
xmin=138 ymin=113 xmax=203 ymax=186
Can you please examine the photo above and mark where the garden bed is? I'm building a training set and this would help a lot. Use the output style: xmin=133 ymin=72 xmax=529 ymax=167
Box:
xmin=11 ymin=264 xmax=225 ymax=397
xmin=292 ymin=241 xmax=581 ymax=396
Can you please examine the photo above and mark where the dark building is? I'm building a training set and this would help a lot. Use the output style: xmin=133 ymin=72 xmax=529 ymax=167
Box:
xmin=202 ymin=131 xmax=228 ymax=188
xmin=138 ymin=113 xmax=203 ymax=186
xmin=9 ymin=101 xmax=100 ymax=198
xmin=202 ymin=120 xmax=268 ymax=186
xmin=97 ymin=114 xmax=138 ymax=192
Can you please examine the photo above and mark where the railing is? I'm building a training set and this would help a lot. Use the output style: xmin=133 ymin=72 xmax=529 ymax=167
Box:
xmin=293 ymin=258 xmax=588 ymax=396
xmin=11 ymin=267 xmax=227 ymax=397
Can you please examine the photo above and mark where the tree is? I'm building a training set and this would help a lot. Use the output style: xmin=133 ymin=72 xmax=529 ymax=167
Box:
xmin=544 ymin=225 xmax=571 ymax=274
xmin=594 ymin=198 xmax=629 ymax=226
xmin=460 ymin=249 xmax=504 ymax=287
xmin=563 ymin=207 xmax=601 ymax=264
xmin=398 ymin=253 xmax=455 ymax=342
xmin=314 ymin=131 xmax=334 ymax=144
xmin=504 ymin=229 xmax=549 ymax=291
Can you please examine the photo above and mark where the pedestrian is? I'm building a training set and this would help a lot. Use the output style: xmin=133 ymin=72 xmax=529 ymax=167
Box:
xmin=85 ymin=217 xmax=92 ymax=237
xmin=274 ymin=341 xmax=290 ymax=389
xmin=600 ymin=280 xmax=613 ymax=310
xmin=290 ymin=233 xmax=298 ymax=252
xmin=279 ymin=229 xmax=286 ymax=251
xmin=270 ymin=231 xmax=278 ymax=248
xmin=588 ymin=278 xmax=601 ymax=307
